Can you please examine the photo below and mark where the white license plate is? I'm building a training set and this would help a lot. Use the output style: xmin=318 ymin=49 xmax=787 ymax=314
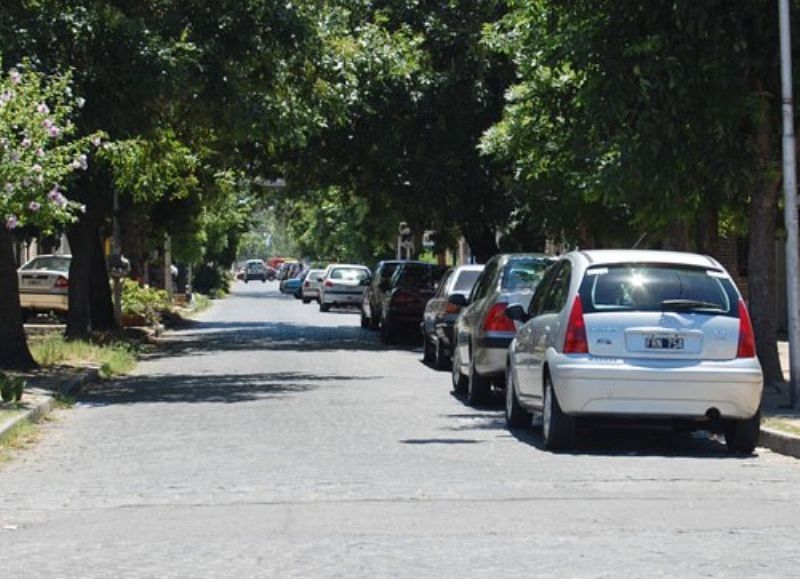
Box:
xmin=645 ymin=335 xmax=684 ymax=350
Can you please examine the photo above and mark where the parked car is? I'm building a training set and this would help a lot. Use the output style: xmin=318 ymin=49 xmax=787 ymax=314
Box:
xmin=503 ymin=249 xmax=763 ymax=453
xmin=451 ymin=253 xmax=554 ymax=405
xmin=280 ymin=270 xmax=309 ymax=299
xmin=421 ymin=264 xmax=484 ymax=369
xmin=301 ymin=268 xmax=326 ymax=304
xmin=244 ymin=259 xmax=268 ymax=283
xmin=361 ymin=260 xmax=407 ymax=330
xmin=379 ymin=261 xmax=447 ymax=344
xmin=18 ymin=254 xmax=71 ymax=320
xmin=319 ymin=264 xmax=371 ymax=312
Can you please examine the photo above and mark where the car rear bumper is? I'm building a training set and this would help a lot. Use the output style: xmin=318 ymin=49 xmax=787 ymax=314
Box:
xmin=20 ymin=292 xmax=68 ymax=313
xmin=321 ymin=290 xmax=364 ymax=306
xmin=302 ymin=288 xmax=320 ymax=299
xmin=550 ymin=354 xmax=763 ymax=419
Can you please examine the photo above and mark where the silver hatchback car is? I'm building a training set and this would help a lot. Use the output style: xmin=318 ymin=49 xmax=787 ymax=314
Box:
xmin=504 ymin=250 xmax=763 ymax=453
xmin=451 ymin=253 xmax=554 ymax=405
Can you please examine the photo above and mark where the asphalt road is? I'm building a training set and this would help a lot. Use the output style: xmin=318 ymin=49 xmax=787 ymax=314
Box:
xmin=2 ymin=281 xmax=800 ymax=577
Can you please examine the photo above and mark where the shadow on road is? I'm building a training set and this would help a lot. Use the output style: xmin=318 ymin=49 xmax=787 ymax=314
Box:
xmin=445 ymin=389 xmax=750 ymax=459
xmin=78 ymin=371 xmax=373 ymax=405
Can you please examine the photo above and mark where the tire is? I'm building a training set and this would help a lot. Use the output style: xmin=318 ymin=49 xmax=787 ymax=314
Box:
xmin=724 ymin=409 xmax=761 ymax=454
xmin=505 ymin=364 xmax=531 ymax=428
xmin=302 ymin=298 xmax=311 ymax=304
xmin=467 ymin=355 xmax=491 ymax=406
xmin=542 ymin=373 xmax=575 ymax=451
xmin=451 ymin=347 xmax=468 ymax=394
xmin=423 ymin=335 xmax=435 ymax=365
xmin=360 ymin=310 xmax=370 ymax=329
xmin=320 ymin=302 xmax=331 ymax=313
xmin=368 ymin=304 xmax=380 ymax=330
xmin=381 ymin=317 xmax=396 ymax=345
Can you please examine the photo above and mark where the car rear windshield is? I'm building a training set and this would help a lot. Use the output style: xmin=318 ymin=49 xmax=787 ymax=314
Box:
xmin=501 ymin=258 xmax=551 ymax=291
xmin=330 ymin=267 xmax=369 ymax=281
xmin=452 ymin=270 xmax=482 ymax=293
xmin=397 ymin=265 xmax=446 ymax=289
xmin=22 ymin=256 xmax=70 ymax=272
xmin=578 ymin=264 xmax=738 ymax=316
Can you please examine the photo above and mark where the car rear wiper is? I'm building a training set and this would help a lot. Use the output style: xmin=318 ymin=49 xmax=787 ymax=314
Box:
xmin=660 ymin=299 xmax=725 ymax=312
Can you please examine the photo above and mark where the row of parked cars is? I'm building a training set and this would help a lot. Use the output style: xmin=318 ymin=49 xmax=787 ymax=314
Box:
xmin=298 ymin=250 xmax=763 ymax=455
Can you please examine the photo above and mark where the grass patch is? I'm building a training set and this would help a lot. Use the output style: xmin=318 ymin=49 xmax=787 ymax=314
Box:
xmin=764 ymin=417 xmax=800 ymax=437
xmin=28 ymin=334 xmax=137 ymax=378
xmin=0 ymin=406 xmax=24 ymax=424
xmin=0 ymin=418 xmax=40 ymax=463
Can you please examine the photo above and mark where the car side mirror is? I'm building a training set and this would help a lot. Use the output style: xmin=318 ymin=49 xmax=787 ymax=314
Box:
xmin=505 ymin=303 xmax=528 ymax=322
xmin=359 ymin=277 xmax=371 ymax=286
xmin=448 ymin=293 xmax=468 ymax=307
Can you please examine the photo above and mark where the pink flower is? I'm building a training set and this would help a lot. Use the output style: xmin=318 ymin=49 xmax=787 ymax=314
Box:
xmin=28 ymin=201 xmax=40 ymax=212
xmin=9 ymin=70 xmax=20 ymax=85
xmin=0 ymin=91 xmax=12 ymax=104
xmin=48 ymin=186 xmax=60 ymax=201
xmin=36 ymin=147 xmax=45 ymax=158
xmin=36 ymin=103 xmax=49 ymax=114
xmin=21 ymin=138 xmax=32 ymax=148
xmin=5 ymin=215 xmax=18 ymax=230
xmin=48 ymin=125 xmax=60 ymax=138
xmin=31 ymin=164 xmax=42 ymax=173
xmin=42 ymin=118 xmax=53 ymax=129
xmin=91 ymin=135 xmax=102 ymax=147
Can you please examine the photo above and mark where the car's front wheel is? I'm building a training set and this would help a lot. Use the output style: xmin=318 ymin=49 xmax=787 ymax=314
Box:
xmin=724 ymin=410 xmax=761 ymax=454
xmin=320 ymin=302 xmax=330 ymax=313
xmin=451 ymin=347 xmax=467 ymax=394
xmin=505 ymin=364 xmax=531 ymax=428
xmin=434 ymin=339 xmax=450 ymax=370
xmin=542 ymin=373 xmax=575 ymax=451
xmin=422 ymin=335 xmax=435 ymax=365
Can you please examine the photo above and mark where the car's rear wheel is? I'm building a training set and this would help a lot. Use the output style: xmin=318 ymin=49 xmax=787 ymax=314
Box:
xmin=451 ymin=347 xmax=467 ymax=394
xmin=505 ymin=364 xmax=531 ymax=428
xmin=542 ymin=373 xmax=575 ymax=451
xmin=320 ymin=302 xmax=330 ymax=313
xmin=368 ymin=305 xmax=380 ymax=330
xmin=381 ymin=317 xmax=396 ymax=344
xmin=467 ymin=355 xmax=491 ymax=406
xmin=724 ymin=409 xmax=761 ymax=454
xmin=302 ymin=297 xmax=311 ymax=304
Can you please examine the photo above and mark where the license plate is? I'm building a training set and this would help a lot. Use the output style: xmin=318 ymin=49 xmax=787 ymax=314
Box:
xmin=645 ymin=335 xmax=684 ymax=350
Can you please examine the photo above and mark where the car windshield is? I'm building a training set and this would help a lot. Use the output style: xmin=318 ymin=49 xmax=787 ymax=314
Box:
xmin=330 ymin=267 xmax=369 ymax=281
xmin=397 ymin=265 xmax=445 ymax=289
xmin=452 ymin=269 xmax=482 ymax=293
xmin=580 ymin=264 xmax=734 ymax=315
xmin=501 ymin=258 xmax=551 ymax=291
xmin=246 ymin=262 xmax=264 ymax=271
xmin=22 ymin=256 xmax=70 ymax=272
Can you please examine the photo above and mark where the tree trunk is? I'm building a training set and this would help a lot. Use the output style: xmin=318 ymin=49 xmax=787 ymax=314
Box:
xmin=463 ymin=224 xmax=498 ymax=264
xmin=0 ymin=228 xmax=37 ymax=370
xmin=90 ymin=232 xmax=116 ymax=331
xmin=748 ymin=94 xmax=782 ymax=385
xmin=65 ymin=217 xmax=95 ymax=340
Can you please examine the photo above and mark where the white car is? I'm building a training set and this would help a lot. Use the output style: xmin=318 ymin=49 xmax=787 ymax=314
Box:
xmin=319 ymin=264 xmax=371 ymax=312
xmin=301 ymin=268 xmax=326 ymax=304
xmin=504 ymin=250 xmax=763 ymax=453
xmin=18 ymin=254 xmax=71 ymax=320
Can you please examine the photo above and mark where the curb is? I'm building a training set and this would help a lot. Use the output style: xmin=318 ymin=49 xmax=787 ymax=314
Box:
xmin=0 ymin=367 xmax=99 ymax=441
xmin=760 ymin=426 xmax=800 ymax=459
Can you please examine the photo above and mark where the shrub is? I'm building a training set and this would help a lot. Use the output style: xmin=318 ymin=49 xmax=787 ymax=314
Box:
xmin=192 ymin=263 xmax=232 ymax=296
xmin=120 ymin=278 xmax=171 ymax=325
xmin=0 ymin=372 xmax=25 ymax=403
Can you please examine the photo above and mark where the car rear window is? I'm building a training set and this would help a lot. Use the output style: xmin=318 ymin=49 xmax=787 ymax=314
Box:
xmin=330 ymin=267 xmax=369 ymax=281
xmin=501 ymin=258 xmax=551 ymax=291
xmin=452 ymin=270 xmax=482 ymax=293
xmin=579 ymin=264 xmax=737 ymax=316
xmin=397 ymin=265 xmax=446 ymax=289
xmin=22 ymin=256 xmax=71 ymax=272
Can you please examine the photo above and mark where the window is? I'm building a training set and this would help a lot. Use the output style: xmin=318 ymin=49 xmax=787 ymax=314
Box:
xmin=527 ymin=261 xmax=561 ymax=317
xmin=579 ymin=264 xmax=735 ymax=315
xmin=470 ymin=259 xmax=499 ymax=302
xmin=452 ymin=269 xmax=482 ymax=294
xmin=434 ymin=269 xmax=453 ymax=297
xmin=501 ymin=258 xmax=552 ymax=291
xmin=22 ymin=256 xmax=71 ymax=272
xmin=330 ymin=267 xmax=369 ymax=281
xmin=541 ymin=262 xmax=571 ymax=314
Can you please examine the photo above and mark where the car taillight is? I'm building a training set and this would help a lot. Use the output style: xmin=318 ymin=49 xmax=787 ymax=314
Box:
xmin=324 ymin=280 xmax=334 ymax=287
xmin=54 ymin=276 xmax=69 ymax=289
xmin=392 ymin=291 xmax=415 ymax=306
xmin=482 ymin=303 xmax=515 ymax=333
xmin=737 ymin=299 xmax=756 ymax=358
xmin=563 ymin=295 xmax=588 ymax=354
xmin=445 ymin=302 xmax=461 ymax=314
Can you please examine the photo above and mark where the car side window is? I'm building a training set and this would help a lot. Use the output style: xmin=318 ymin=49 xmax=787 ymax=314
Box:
xmin=541 ymin=262 xmax=572 ymax=314
xmin=471 ymin=260 xmax=498 ymax=302
xmin=435 ymin=269 xmax=453 ymax=297
xmin=527 ymin=263 xmax=559 ymax=317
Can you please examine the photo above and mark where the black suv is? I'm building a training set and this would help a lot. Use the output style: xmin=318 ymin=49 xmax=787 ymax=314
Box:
xmin=379 ymin=262 xmax=447 ymax=344
xmin=361 ymin=260 xmax=408 ymax=330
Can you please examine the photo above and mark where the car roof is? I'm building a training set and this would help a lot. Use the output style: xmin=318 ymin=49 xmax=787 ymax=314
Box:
xmin=327 ymin=263 xmax=369 ymax=269
xmin=575 ymin=249 xmax=722 ymax=269
xmin=454 ymin=264 xmax=484 ymax=272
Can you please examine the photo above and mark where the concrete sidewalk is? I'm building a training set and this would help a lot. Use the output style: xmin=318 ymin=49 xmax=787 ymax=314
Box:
xmin=760 ymin=341 xmax=800 ymax=458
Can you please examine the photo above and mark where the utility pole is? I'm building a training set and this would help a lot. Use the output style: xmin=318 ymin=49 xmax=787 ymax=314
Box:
xmin=779 ymin=0 xmax=800 ymax=407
